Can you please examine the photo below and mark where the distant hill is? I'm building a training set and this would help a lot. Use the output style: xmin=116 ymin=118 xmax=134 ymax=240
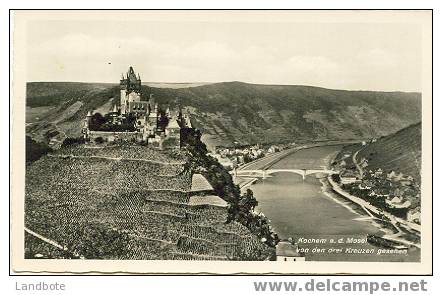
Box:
xmin=356 ymin=122 xmax=422 ymax=183
xmin=26 ymin=81 xmax=421 ymax=147
xmin=143 ymin=82 xmax=214 ymax=89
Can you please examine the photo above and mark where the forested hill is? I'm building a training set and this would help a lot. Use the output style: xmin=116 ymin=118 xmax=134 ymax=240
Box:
xmin=26 ymin=81 xmax=421 ymax=147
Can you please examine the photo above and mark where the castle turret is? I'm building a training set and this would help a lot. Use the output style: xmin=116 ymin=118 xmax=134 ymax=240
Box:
xmin=83 ymin=110 xmax=93 ymax=138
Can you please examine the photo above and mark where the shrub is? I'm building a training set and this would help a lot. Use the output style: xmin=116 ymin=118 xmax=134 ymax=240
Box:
xmin=162 ymin=137 xmax=180 ymax=149
xmin=61 ymin=137 xmax=85 ymax=147
xmin=26 ymin=136 xmax=52 ymax=164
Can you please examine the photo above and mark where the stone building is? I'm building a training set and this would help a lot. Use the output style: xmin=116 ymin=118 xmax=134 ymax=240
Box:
xmin=276 ymin=241 xmax=306 ymax=262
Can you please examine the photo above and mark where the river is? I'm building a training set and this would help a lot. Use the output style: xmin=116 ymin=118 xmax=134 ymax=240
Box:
xmin=240 ymin=145 xmax=420 ymax=262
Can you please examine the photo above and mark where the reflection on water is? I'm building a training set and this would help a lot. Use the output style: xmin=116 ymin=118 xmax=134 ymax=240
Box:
xmin=246 ymin=145 xmax=420 ymax=262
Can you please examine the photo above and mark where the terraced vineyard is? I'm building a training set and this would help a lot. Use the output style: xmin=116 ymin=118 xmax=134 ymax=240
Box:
xmin=25 ymin=144 xmax=272 ymax=260
xmin=356 ymin=122 xmax=422 ymax=183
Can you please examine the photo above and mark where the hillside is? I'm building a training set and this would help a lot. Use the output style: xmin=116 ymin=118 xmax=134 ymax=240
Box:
xmin=26 ymin=81 xmax=421 ymax=147
xmin=356 ymin=122 xmax=422 ymax=183
xmin=25 ymin=144 xmax=272 ymax=260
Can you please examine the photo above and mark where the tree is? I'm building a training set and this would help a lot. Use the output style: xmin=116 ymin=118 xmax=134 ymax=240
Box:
xmin=89 ymin=113 xmax=106 ymax=131
xmin=26 ymin=136 xmax=52 ymax=164
xmin=61 ymin=137 xmax=85 ymax=147
xmin=331 ymin=173 xmax=341 ymax=183
xmin=239 ymin=189 xmax=258 ymax=212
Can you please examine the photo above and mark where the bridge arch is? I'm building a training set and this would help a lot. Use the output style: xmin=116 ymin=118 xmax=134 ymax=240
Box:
xmin=235 ymin=168 xmax=338 ymax=180
xmin=265 ymin=169 xmax=306 ymax=177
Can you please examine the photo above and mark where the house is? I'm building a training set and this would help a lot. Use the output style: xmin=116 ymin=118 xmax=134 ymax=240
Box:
xmin=407 ymin=208 xmax=421 ymax=224
xmin=359 ymin=180 xmax=374 ymax=190
xmin=374 ymin=168 xmax=383 ymax=178
xmin=219 ymin=157 xmax=235 ymax=170
xmin=400 ymin=176 xmax=414 ymax=186
xmin=268 ymin=146 xmax=277 ymax=154
xmin=386 ymin=196 xmax=411 ymax=209
xmin=276 ymin=241 xmax=305 ymax=262
xmin=360 ymin=160 xmax=369 ymax=168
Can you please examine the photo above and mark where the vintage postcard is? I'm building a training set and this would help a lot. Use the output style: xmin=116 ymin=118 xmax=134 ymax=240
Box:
xmin=10 ymin=10 xmax=432 ymax=274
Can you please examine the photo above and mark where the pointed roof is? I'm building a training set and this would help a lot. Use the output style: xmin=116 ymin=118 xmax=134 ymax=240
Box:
xmin=127 ymin=66 xmax=139 ymax=84
xmin=167 ymin=118 xmax=181 ymax=129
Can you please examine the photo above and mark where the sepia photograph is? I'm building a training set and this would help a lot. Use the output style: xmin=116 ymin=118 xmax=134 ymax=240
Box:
xmin=10 ymin=10 xmax=432 ymax=274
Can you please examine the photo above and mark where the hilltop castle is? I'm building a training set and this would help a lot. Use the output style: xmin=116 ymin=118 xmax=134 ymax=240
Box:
xmin=82 ymin=66 xmax=194 ymax=149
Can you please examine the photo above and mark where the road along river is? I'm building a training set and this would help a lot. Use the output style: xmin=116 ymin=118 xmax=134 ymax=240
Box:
xmin=236 ymin=144 xmax=420 ymax=262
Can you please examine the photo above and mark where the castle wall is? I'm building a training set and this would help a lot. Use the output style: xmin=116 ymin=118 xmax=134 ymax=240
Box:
xmin=120 ymin=89 xmax=127 ymax=114
xmin=128 ymin=91 xmax=141 ymax=103
xmin=88 ymin=131 xmax=143 ymax=143
xmin=129 ymin=101 xmax=149 ymax=114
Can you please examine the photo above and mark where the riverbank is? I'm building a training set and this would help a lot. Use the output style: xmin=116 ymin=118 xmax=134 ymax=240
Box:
xmin=239 ymin=144 xmax=420 ymax=261
xmin=235 ymin=139 xmax=364 ymax=190
xmin=325 ymin=161 xmax=421 ymax=248
xmin=238 ymin=139 xmax=365 ymax=171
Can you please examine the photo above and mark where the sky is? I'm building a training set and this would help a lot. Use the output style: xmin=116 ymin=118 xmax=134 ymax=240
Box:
xmin=26 ymin=17 xmax=423 ymax=92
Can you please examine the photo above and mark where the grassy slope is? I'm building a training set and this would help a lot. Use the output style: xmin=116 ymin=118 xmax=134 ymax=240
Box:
xmin=26 ymin=81 xmax=421 ymax=146
xmin=356 ymin=122 xmax=422 ymax=183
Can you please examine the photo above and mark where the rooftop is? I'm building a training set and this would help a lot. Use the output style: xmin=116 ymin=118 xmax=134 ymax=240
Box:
xmin=167 ymin=118 xmax=181 ymax=129
xmin=276 ymin=241 xmax=303 ymax=257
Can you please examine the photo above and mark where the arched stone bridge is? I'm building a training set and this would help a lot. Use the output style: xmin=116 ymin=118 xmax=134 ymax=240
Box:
xmin=234 ymin=168 xmax=339 ymax=180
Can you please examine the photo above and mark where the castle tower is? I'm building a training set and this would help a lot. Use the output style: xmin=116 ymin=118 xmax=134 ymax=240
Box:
xmin=86 ymin=110 xmax=92 ymax=125
xmin=120 ymin=66 xmax=142 ymax=114
xmin=82 ymin=110 xmax=93 ymax=139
